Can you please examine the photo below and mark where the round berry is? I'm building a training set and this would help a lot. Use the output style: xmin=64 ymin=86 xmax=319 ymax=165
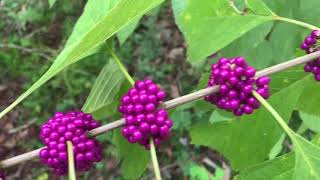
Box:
xmin=39 ymin=111 xmax=103 ymax=175
xmin=301 ymin=30 xmax=320 ymax=81
xmin=205 ymin=57 xmax=270 ymax=116
xmin=119 ymin=79 xmax=172 ymax=149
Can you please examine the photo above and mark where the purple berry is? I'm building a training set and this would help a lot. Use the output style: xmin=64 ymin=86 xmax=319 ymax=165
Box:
xmin=256 ymin=76 xmax=270 ymax=87
xmin=301 ymin=43 xmax=309 ymax=50
xmin=150 ymin=124 xmax=159 ymax=135
xmin=39 ymin=111 xmax=103 ymax=175
xmin=119 ymin=79 xmax=172 ymax=149
xmin=305 ymin=36 xmax=317 ymax=45
xmin=205 ymin=57 xmax=270 ymax=116
xmin=311 ymin=30 xmax=320 ymax=38
xmin=301 ymin=30 xmax=320 ymax=81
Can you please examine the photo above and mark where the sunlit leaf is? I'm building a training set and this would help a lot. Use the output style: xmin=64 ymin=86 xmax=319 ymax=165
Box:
xmin=0 ymin=0 xmax=164 ymax=119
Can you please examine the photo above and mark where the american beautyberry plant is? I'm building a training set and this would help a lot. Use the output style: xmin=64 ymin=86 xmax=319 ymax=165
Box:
xmin=1 ymin=0 xmax=320 ymax=179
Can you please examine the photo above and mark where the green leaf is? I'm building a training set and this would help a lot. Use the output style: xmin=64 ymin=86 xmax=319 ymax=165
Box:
xmin=48 ymin=0 xmax=57 ymax=8
xmin=300 ymin=112 xmax=320 ymax=133
xmin=114 ymin=129 xmax=150 ymax=180
xmin=291 ymin=134 xmax=320 ymax=179
xmin=246 ymin=0 xmax=276 ymax=16
xmin=296 ymin=0 xmax=320 ymax=25
xmin=269 ymin=66 xmax=307 ymax=94
xmin=297 ymin=77 xmax=320 ymax=117
xmin=189 ymin=163 xmax=210 ymax=180
xmin=235 ymin=153 xmax=295 ymax=180
xmin=190 ymin=76 xmax=305 ymax=169
xmin=172 ymin=0 xmax=273 ymax=63
xmin=0 ymin=0 xmax=164 ymax=119
xmin=268 ymin=134 xmax=285 ymax=160
xmin=221 ymin=22 xmax=274 ymax=69
xmin=117 ymin=17 xmax=141 ymax=45
xmin=269 ymin=23 xmax=301 ymax=64
xmin=253 ymin=80 xmax=320 ymax=180
xmin=82 ymin=60 xmax=124 ymax=113
xmin=65 ymin=0 xmax=119 ymax=48
xmin=236 ymin=135 xmax=320 ymax=180
xmin=171 ymin=109 xmax=192 ymax=130
xmin=213 ymin=166 xmax=225 ymax=180
xmin=36 ymin=173 xmax=48 ymax=180
xmin=209 ymin=109 xmax=233 ymax=123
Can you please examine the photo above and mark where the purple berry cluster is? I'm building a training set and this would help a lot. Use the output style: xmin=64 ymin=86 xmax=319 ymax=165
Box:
xmin=118 ymin=79 xmax=173 ymax=149
xmin=39 ymin=111 xmax=103 ymax=175
xmin=300 ymin=30 xmax=320 ymax=81
xmin=205 ymin=57 xmax=270 ymax=116
xmin=0 ymin=171 xmax=5 ymax=180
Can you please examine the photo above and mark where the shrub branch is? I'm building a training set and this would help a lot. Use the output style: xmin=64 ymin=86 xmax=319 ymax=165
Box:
xmin=1 ymin=50 xmax=320 ymax=169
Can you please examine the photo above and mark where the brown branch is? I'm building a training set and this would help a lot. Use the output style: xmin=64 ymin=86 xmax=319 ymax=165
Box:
xmin=1 ymin=51 xmax=320 ymax=169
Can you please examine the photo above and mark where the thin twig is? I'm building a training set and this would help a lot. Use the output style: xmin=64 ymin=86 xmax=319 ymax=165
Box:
xmin=0 ymin=44 xmax=52 ymax=60
xmin=1 ymin=51 xmax=320 ymax=169
xmin=8 ymin=118 xmax=38 ymax=134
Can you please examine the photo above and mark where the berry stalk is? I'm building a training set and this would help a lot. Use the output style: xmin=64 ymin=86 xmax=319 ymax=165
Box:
xmin=252 ymin=91 xmax=293 ymax=137
xmin=150 ymin=138 xmax=162 ymax=180
xmin=2 ymin=51 xmax=320 ymax=169
xmin=67 ymin=141 xmax=76 ymax=180
xmin=253 ymin=91 xmax=320 ymax=179
xmin=275 ymin=16 xmax=320 ymax=31
xmin=106 ymin=45 xmax=135 ymax=86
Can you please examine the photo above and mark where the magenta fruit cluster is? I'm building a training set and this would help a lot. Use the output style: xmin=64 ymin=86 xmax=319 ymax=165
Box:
xmin=118 ymin=79 xmax=173 ymax=149
xmin=39 ymin=111 xmax=103 ymax=175
xmin=0 ymin=171 xmax=5 ymax=180
xmin=300 ymin=30 xmax=320 ymax=81
xmin=205 ymin=57 xmax=270 ymax=116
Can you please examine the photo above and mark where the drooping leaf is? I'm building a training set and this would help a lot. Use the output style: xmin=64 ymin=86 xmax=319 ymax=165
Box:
xmin=254 ymin=79 xmax=320 ymax=179
xmin=299 ymin=112 xmax=320 ymax=133
xmin=268 ymin=134 xmax=285 ymax=160
xmin=235 ymin=135 xmax=320 ymax=180
xmin=245 ymin=0 xmax=276 ymax=16
xmin=171 ymin=109 xmax=192 ymax=130
xmin=209 ymin=109 xmax=233 ymax=123
xmin=0 ymin=0 xmax=164 ymax=119
xmin=114 ymin=129 xmax=150 ymax=180
xmin=82 ymin=59 xmax=124 ymax=114
xmin=235 ymin=153 xmax=295 ymax=180
xmin=297 ymin=0 xmax=320 ymax=25
xmin=221 ymin=22 xmax=274 ymax=69
xmin=297 ymin=77 xmax=320 ymax=117
xmin=268 ymin=66 xmax=307 ymax=94
xmin=171 ymin=0 xmax=273 ymax=63
xmin=65 ymin=0 xmax=119 ymax=48
xmin=48 ymin=0 xmax=57 ymax=8
xmin=117 ymin=17 xmax=141 ymax=45
xmin=190 ymin=76 xmax=306 ymax=169
xmin=269 ymin=23 xmax=301 ymax=64
xmin=291 ymin=133 xmax=320 ymax=179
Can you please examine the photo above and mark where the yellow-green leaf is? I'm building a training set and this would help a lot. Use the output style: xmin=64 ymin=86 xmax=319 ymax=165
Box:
xmin=0 ymin=0 xmax=164 ymax=119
